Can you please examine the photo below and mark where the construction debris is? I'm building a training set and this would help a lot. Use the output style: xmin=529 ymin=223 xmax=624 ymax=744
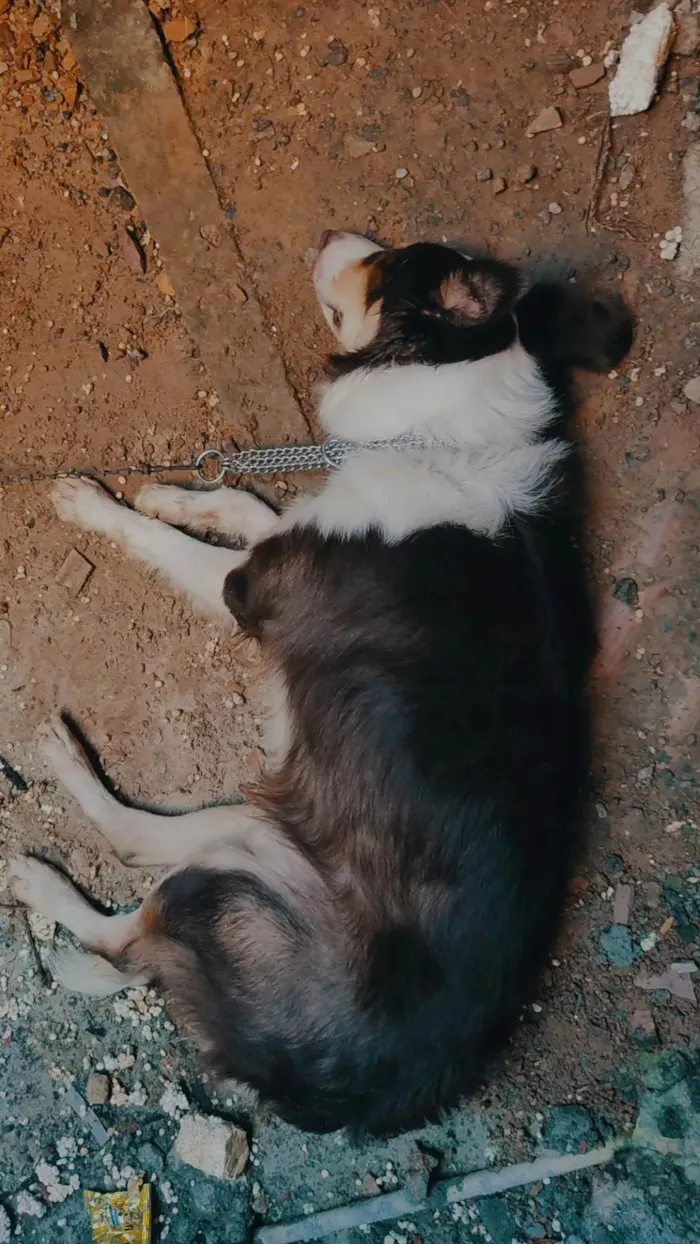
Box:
xmin=172 ymin=1114 xmax=250 ymax=1180
xmin=613 ymin=882 xmax=634 ymax=926
xmin=609 ymin=3 xmax=675 ymax=117
xmin=636 ymin=961 xmax=697 ymax=1003
xmin=254 ymin=1143 xmax=621 ymax=1244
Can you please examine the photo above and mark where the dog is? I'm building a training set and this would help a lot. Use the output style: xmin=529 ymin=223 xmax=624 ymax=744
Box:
xmin=9 ymin=234 xmax=633 ymax=1136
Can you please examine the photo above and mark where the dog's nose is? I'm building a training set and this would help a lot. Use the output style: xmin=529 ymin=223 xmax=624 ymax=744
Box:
xmin=319 ymin=229 xmax=339 ymax=250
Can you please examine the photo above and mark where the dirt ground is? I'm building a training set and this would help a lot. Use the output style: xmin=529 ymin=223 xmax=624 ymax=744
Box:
xmin=1 ymin=0 xmax=700 ymax=1241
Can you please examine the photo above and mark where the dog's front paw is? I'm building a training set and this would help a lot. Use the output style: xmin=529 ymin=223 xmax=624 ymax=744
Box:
xmin=8 ymin=855 xmax=67 ymax=916
xmin=38 ymin=717 xmax=88 ymax=779
xmin=51 ymin=477 xmax=122 ymax=534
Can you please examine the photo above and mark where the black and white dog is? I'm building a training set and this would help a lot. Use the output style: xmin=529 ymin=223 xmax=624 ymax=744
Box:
xmin=9 ymin=234 xmax=633 ymax=1135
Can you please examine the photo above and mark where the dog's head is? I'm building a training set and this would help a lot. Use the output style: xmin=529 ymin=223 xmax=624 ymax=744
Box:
xmin=313 ymin=232 xmax=521 ymax=371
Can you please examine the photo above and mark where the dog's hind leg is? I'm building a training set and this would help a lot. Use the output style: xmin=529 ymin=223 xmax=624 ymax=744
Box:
xmin=39 ymin=717 xmax=270 ymax=868
xmin=7 ymin=856 xmax=151 ymax=995
xmin=134 ymin=483 xmax=278 ymax=544
xmin=51 ymin=477 xmax=246 ymax=618
xmin=8 ymin=855 xmax=141 ymax=960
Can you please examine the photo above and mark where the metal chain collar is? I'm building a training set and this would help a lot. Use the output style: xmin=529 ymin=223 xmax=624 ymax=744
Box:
xmin=0 ymin=434 xmax=434 ymax=490
xmin=194 ymin=433 xmax=432 ymax=484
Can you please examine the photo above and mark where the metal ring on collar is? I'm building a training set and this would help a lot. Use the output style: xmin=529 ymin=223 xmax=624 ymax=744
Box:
xmin=195 ymin=449 xmax=228 ymax=484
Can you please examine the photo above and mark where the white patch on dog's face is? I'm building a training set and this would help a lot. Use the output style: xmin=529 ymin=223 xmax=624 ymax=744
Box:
xmin=313 ymin=231 xmax=384 ymax=352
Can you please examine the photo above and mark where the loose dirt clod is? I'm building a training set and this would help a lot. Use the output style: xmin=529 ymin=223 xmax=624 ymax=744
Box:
xmin=54 ymin=547 xmax=94 ymax=597
xmin=514 ymin=163 xmax=537 ymax=184
xmin=173 ymin=1114 xmax=250 ymax=1180
xmin=162 ymin=16 xmax=197 ymax=42
xmin=343 ymin=134 xmax=375 ymax=158
xmin=526 ymin=106 xmax=562 ymax=137
xmin=85 ymin=1072 xmax=110 ymax=1105
xmin=569 ymin=63 xmax=605 ymax=88
xmin=619 ymin=163 xmax=635 ymax=191
xmin=120 ymin=226 xmax=147 ymax=274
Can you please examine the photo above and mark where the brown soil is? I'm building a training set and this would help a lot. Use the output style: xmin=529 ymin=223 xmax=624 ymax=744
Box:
xmin=1 ymin=0 xmax=699 ymax=1165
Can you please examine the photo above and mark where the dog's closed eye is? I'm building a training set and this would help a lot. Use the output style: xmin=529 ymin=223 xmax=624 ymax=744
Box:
xmin=331 ymin=307 xmax=344 ymax=330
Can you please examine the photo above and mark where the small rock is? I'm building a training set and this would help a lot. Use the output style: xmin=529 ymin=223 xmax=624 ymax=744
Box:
xmin=600 ymin=924 xmax=639 ymax=967
xmin=629 ymin=1007 xmax=659 ymax=1048
xmin=200 ymin=224 xmax=222 ymax=248
xmin=362 ymin=1173 xmax=381 ymax=1195
xmin=252 ymin=1186 xmax=271 ymax=1216
xmin=0 ymin=618 xmax=11 ymax=649
xmin=526 ymin=106 xmax=562 ymax=137
xmin=320 ymin=38 xmax=348 ymax=66
xmin=55 ymin=548 xmax=94 ymax=597
xmin=569 ymin=62 xmax=605 ymax=88
xmin=548 ymin=201 xmax=563 ymax=214
xmin=619 ymin=163 xmax=635 ymax=191
xmin=163 ymin=16 xmax=197 ymax=42
xmin=155 ymin=271 xmax=176 ymax=298
xmin=395 ymin=167 xmax=409 ymax=179
xmin=613 ymin=576 xmax=639 ymax=606
xmin=681 ymin=111 xmax=700 ymax=131
xmin=492 ymin=176 xmax=507 ymax=194
xmin=173 ymin=1114 xmax=249 ymax=1180
xmin=108 ymin=185 xmax=135 ymax=212
xmin=31 ymin=10 xmax=53 ymax=40
xmin=683 ymin=376 xmax=700 ymax=403
xmin=343 ymin=134 xmax=375 ymax=158
xmin=120 ymin=226 xmax=147 ymax=274
xmin=674 ymin=5 xmax=700 ymax=56
xmin=85 ymin=1072 xmax=110 ymax=1105
xmin=450 ymin=86 xmax=470 ymax=106
xmin=515 ymin=163 xmax=537 ymax=184
xmin=476 ymin=169 xmax=492 ymax=182
xmin=613 ymin=883 xmax=634 ymax=925
xmin=233 ymin=284 xmax=248 ymax=304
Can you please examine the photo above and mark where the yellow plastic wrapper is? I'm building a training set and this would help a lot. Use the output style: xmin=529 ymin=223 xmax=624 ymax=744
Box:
xmin=84 ymin=1183 xmax=151 ymax=1243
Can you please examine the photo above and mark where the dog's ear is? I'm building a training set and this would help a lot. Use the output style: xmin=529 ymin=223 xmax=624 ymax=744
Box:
xmin=517 ymin=284 xmax=634 ymax=372
xmin=435 ymin=261 xmax=518 ymax=324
